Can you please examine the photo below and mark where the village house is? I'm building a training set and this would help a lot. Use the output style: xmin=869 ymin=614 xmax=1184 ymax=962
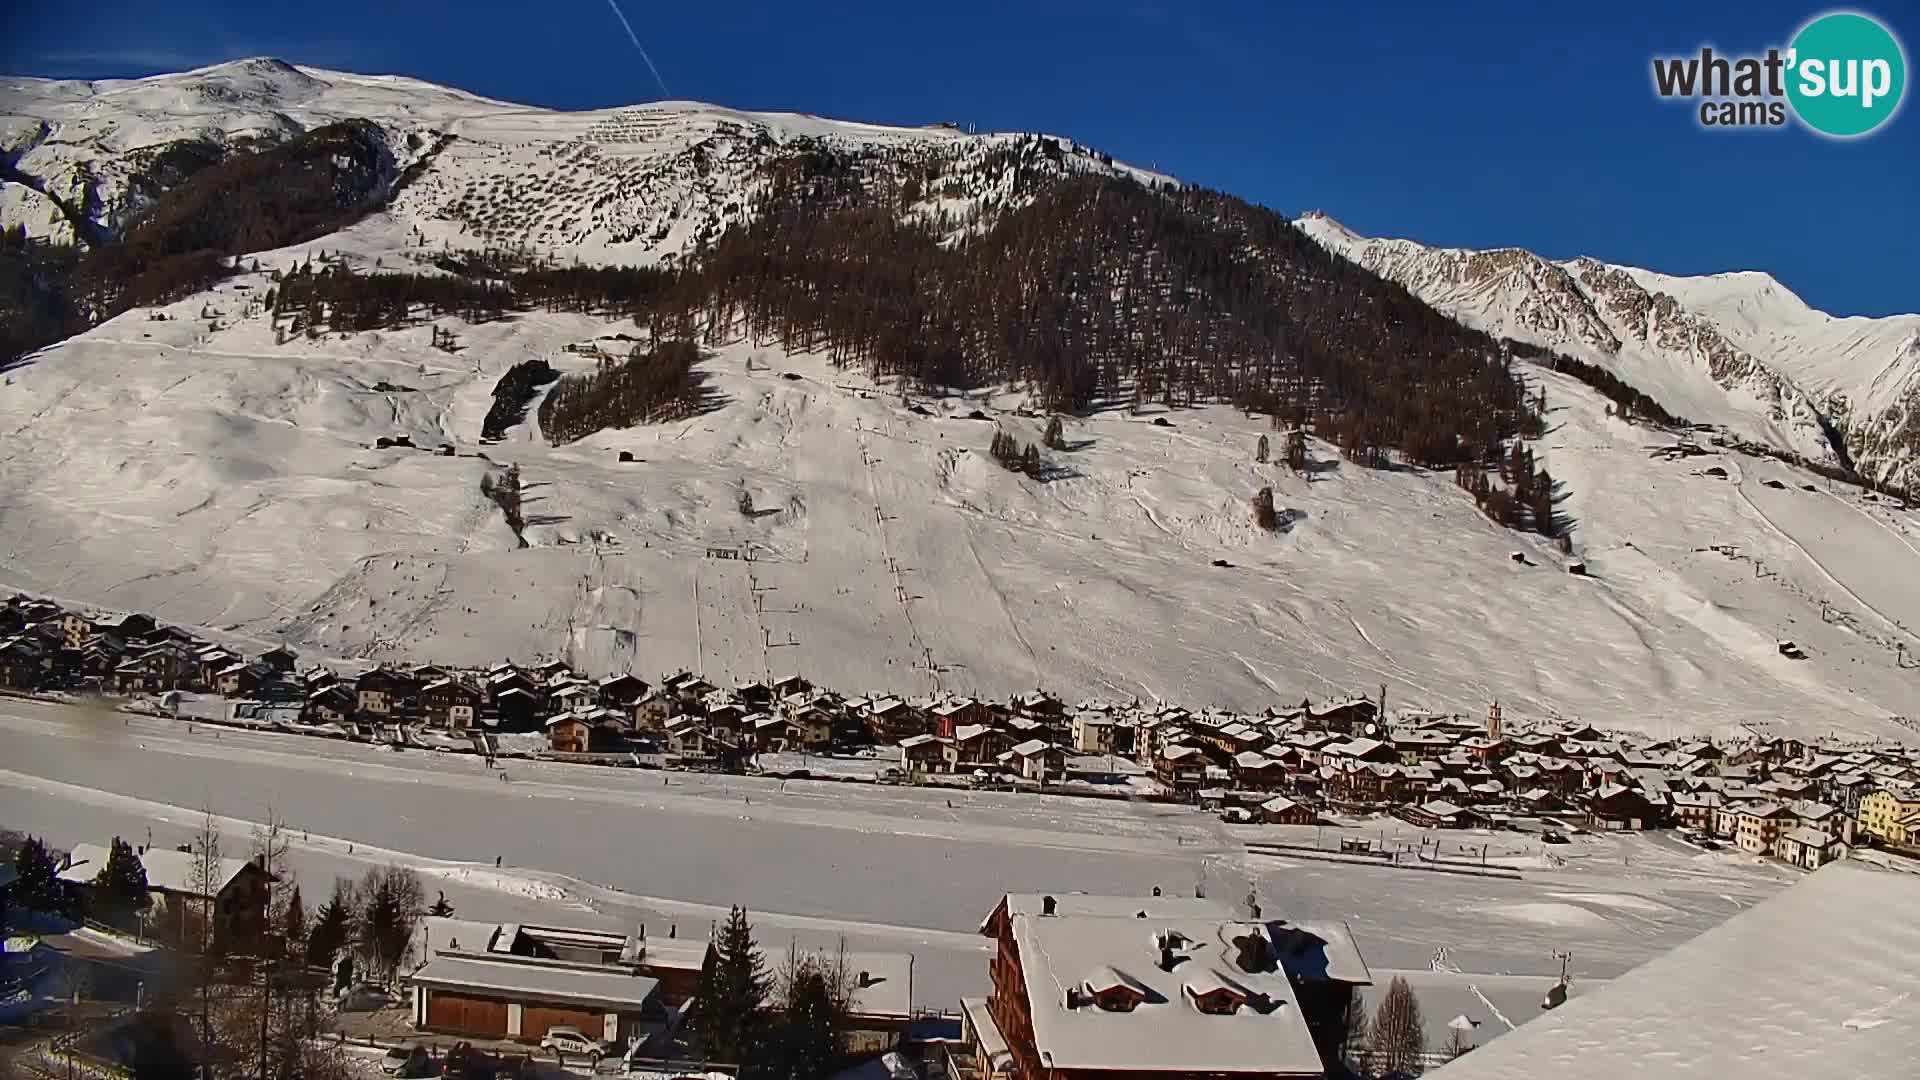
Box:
xmin=865 ymin=697 xmax=926 ymax=742
xmin=665 ymin=716 xmax=716 ymax=760
xmin=1071 ymin=712 xmax=1118 ymax=755
xmin=1398 ymin=799 xmax=1488 ymax=830
xmin=1006 ymin=740 xmax=1067 ymax=783
xmin=949 ymin=724 xmax=1014 ymax=771
xmin=1157 ymin=744 xmax=1208 ymax=790
xmin=546 ymin=711 xmax=595 ymax=754
xmin=1773 ymin=826 xmax=1845 ymax=870
xmin=1668 ymin=790 xmax=1722 ymax=832
xmin=356 ymin=667 xmax=419 ymax=721
xmin=1859 ymin=786 xmax=1920 ymax=846
xmin=740 ymin=712 xmax=783 ymax=752
xmin=1260 ymin=796 xmax=1316 ymax=825
xmin=0 ymin=635 xmax=54 ymax=689
xmin=303 ymin=684 xmax=355 ymax=725
xmin=258 ymin=645 xmax=299 ymax=673
xmin=784 ymin=706 xmax=834 ymax=750
xmin=1306 ymin=697 xmax=1379 ymax=734
xmin=490 ymin=686 xmax=540 ymax=732
xmin=976 ymin=892 xmax=1368 ymax=1080
xmin=1586 ymin=784 xmax=1659 ymax=831
xmin=1232 ymin=751 xmax=1291 ymax=792
xmin=421 ymin=678 xmax=483 ymax=729
xmin=213 ymin=660 xmax=273 ymax=698
xmin=112 ymin=639 xmax=198 ymax=694
xmin=597 ymin=673 xmax=650 ymax=711
xmin=1729 ymin=802 xmax=1795 ymax=854
xmin=932 ymin=697 xmax=994 ymax=738
xmin=58 ymin=842 xmax=274 ymax=950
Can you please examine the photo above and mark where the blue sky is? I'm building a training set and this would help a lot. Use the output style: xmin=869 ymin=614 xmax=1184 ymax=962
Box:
xmin=4 ymin=1 xmax=1914 ymax=316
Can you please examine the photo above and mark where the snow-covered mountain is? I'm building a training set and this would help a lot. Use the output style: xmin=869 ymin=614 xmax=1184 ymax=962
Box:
xmin=1296 ymin=212 xmax=1920 ymax=493
xmin=2 ymin=61 xmax=1918 ymax=741
xmin=0 ymin=58 xmax=1167 ymax=259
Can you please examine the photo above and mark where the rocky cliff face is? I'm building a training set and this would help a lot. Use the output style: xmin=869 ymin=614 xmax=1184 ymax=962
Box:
xmin=1298 ymin=211 xmax=1920 ymax=492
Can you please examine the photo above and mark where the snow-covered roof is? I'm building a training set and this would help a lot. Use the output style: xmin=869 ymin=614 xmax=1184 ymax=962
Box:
xmin=1009 ymin=914 xmax=1322 ymax=1075
xmin=1431 ymin=863 xmax=1920 ymax=1080
xmin=57 ymin=842 xmax=257 ymax=897
xmin=409 ymin=953 xmax=660 ymax=1012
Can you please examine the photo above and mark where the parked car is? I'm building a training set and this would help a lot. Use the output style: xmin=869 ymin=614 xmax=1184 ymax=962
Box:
xmin=540 ymin=1026 xmax=614 ymax=1064
xmin=1219 ymin=807 xmax=1255 ymax=824
xmin=381 ymin=1045 xmax=433 ymax=1077
xmin=1541 ymin=829 xmax=1569 ymax=844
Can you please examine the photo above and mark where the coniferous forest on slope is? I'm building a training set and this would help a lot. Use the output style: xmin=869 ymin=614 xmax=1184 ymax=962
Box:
xmin=7 ymin=128 xmax=1742 ymax=536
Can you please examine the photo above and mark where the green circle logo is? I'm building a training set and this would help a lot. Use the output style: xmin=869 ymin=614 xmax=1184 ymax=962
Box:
xmin=1787 ymin=12 xmax=1907 ymax=136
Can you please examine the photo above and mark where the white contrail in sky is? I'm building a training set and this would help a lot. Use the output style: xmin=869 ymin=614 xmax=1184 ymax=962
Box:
xmin=603 ymin=0 xmax=671 ymax=98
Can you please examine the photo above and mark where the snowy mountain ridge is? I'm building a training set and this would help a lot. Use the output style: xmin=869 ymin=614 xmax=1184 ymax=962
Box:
xmin=1296 ymin=211 xmax=1920 ymax=494
xmin=1 ymin=57 xmax=1169 ymax=262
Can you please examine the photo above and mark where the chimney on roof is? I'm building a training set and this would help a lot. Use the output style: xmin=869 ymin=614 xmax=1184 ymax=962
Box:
xmin=1041 ymin=895 xmax=1057 ymax=916
xmin=1232 ymin=934 xmax=1268 ymax=974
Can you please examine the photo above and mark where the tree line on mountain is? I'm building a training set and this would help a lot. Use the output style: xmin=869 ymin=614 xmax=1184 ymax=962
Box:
xmin=1502 ymin=337 xmax=1689 ymax=427
xmin=0 ymin=120 xmax=396 ymax=366
xmin=656 ymin=155 xmax=1541 ymax=475
xmin=537 ymin=338 xmax=714 ymax=444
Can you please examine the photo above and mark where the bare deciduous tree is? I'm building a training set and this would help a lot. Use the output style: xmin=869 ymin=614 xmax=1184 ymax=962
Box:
xmin=1369 ymin=975 xmax=1426 ymax=1076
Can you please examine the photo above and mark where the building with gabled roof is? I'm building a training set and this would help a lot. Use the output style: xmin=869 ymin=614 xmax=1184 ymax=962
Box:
xmin=975 ymin=892 xmax=1370 ymax=1080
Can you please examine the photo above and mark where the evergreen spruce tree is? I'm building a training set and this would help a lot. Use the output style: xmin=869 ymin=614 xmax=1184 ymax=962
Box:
xmin=1255 ymin=433 xmax=1269 ymax=464
xmin=11 ymin=835 xmax=68 ymax=916
xmin=1021 ymin=443 xmax=1041 ymax=476
xmin=306 ymin=878 xmax=355 ymax=969
xmin=91 ymin=836 xmax=150 ymax=927
xmin=282 ymin=884 xmax=307 ymax=959
xmin=694 ymin=906 xmax=770 ymax=1068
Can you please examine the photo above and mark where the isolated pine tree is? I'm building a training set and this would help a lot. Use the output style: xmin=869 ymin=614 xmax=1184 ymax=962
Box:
xmin=1255 ymin=433 xmax=1269 ymax=464
xmin=282 ymin=883 xmax=307 ymax=957
xmin=307 ymin=878 xmax=355 ymax=969
xmin=11 ymin=835 xmax=68 ymax=916
xmin=695 ymin=906 xmax=770 ymax=1066
xmin=1022 ymin=444 xmax=1042 ymax=476
xmin=1043 ymin=415 xmax=1065 ymax=451
xmin=91 ymin=836 xmax=150 ymax=927
xmin=1369 ymin=975 xmax=1426 ymax=1075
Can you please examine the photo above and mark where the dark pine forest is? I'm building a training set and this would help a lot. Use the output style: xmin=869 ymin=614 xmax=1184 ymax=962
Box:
xmin=3 ymin=131 xmax=1637 ymax=533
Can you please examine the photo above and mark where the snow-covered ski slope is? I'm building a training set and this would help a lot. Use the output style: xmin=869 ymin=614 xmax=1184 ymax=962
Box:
xmin=1297 ymin=213 xmax=1920 ymax=494
xmin=3 ymin=213 xmax=1918 ymax=741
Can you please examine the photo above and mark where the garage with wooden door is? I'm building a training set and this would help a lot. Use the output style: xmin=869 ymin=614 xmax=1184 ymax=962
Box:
xmin=521 ymin=1005 xmax=604 ymax=1041
xmin=407 ymin=951 xmax=665 ymax=1044
xmin=424 ymin=991 xmax=510 ymax=1038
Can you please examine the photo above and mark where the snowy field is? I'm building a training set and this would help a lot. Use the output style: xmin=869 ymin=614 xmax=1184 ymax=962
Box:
xmin=2 ymin=244 xmax=1918 ymax=739
xmin=0 ymin=698 xmax=1799 ymax=1018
